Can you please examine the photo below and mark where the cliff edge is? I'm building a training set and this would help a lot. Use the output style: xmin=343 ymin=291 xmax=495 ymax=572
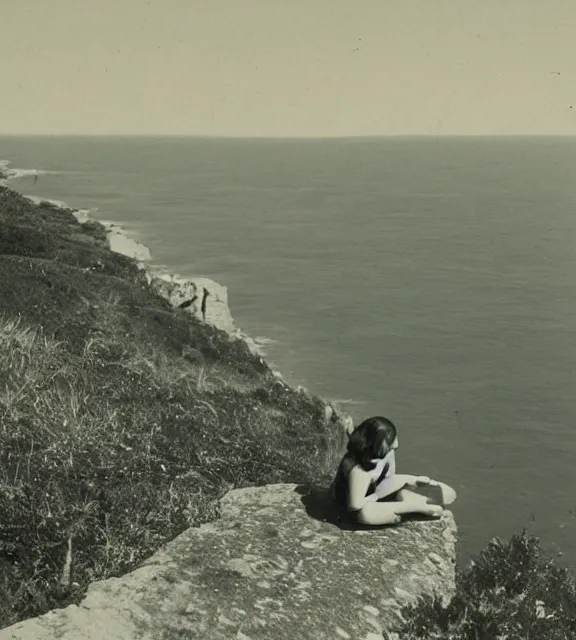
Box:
xmin=0 ymin=484 xmax=456 ymax=640
xmin=0 ymin=183 xmax=457 ymax=639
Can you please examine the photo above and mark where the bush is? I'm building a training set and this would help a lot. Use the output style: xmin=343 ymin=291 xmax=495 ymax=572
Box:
xmin=400 ymin=531 xmax=576 ymax=639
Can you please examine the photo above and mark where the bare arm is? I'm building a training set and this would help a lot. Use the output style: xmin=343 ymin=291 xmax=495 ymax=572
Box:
xmin=371 ymin=473 xmax=433 ymax=500
xmin=348 ymin=464 xmax=433 ymax=509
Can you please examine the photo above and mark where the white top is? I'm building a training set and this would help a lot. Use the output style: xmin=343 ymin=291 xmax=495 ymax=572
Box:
xmin=366 ymin=449 xmax=397 ymax=501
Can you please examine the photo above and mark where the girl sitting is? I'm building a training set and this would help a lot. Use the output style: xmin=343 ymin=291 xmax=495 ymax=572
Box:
xmin=331 ymin=416 xmax=456 ymax=525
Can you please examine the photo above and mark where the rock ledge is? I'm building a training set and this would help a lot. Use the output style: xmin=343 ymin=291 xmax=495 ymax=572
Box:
xmin=0 ymin=483 xmax=456 ymax=640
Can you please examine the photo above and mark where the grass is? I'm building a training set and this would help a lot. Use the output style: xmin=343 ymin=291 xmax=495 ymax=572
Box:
xmin=1 ymin=184 xmax=575 ymax=638
xmin=0 ymin=312 xmax=345 ymax=621
xmin=0 ymin=186 xmax=349 ymax=628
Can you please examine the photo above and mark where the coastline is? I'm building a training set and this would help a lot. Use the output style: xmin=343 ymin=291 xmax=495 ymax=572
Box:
xmin=0 ymin=158 xmax=355 ymax=431
xmin=1 ymin=159 xmax=363 ymax=416
xmin=3 ymin=155 xmax=575 ymax=639
xmin=2 ymin=160 xmax=279 ymax=386
xmin=0 ymin=168 xmax=461 ymax=638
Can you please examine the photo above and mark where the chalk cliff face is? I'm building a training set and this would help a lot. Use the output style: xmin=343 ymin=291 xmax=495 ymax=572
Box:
xmin=0 ymin=484 xmax=457 ymax=640
xmin=147 ymin=271 xmax=236 ymax=334
xmin=66 ymin=207 xmax=238 ymax=337
xmin=93 ymin=219 xmax=261 ymax=354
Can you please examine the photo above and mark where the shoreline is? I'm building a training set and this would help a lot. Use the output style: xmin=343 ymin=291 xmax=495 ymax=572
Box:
xmin=2 ymin=156 xmax=576 ymax=640
xmin=1 ymin=160 xmax=266 ymax=352
xmin=1 ymin=158 xmax=355 ymax=431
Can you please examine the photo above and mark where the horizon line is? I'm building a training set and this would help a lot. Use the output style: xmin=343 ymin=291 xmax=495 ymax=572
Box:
xmin=1 ymin=132 xmax=576 ymax=140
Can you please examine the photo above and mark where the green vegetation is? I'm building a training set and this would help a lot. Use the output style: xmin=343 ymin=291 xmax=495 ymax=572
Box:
xmin=1 ymin=184 xmax=575 ymax=638
xmin=400 ymin=531 xmax=576 ymax=639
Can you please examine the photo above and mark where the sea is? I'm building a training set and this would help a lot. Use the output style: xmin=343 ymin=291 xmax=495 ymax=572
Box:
xmin=1 ymin=135 xmax=575 ymax=569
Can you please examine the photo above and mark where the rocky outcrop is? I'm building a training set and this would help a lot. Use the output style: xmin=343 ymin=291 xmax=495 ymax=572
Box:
xmin=63 ymin=206 xmax=278 ymax=358
xmin=64 ymin=209 xmax=236 ymax=336
xmin=144 ymin=270 xmax=279 ymax=359
xmin=147 ymin=271 xmax=236 ymax=333
xmin=0 ymin=483 xmax=457 ymax=640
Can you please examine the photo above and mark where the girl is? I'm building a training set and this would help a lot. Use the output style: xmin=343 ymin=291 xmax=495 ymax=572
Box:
xmin=331 ymin=416 xmax=456 ymax=525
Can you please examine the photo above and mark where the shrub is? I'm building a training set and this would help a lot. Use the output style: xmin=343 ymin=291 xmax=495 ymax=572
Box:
xmin=400 ymin=531 xmax=576 ymax=639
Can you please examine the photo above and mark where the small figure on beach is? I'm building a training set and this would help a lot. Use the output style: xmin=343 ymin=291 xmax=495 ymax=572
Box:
xmin=34 ymin=174 xmax=38 ymax=185
xmin=330 ymin=416 xmax=457 ymax=525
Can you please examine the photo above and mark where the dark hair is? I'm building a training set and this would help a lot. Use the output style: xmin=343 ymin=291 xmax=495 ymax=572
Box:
xmin=346 ymin=416 xmax=397 ymax=471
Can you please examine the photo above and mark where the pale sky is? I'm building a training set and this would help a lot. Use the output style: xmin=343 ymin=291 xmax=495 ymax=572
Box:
xmin=1 ymin=0 xmax=575 ymax=137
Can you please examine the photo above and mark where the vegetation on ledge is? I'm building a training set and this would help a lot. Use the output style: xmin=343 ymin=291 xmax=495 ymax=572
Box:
xmin=1 ymin=184 xmax=575 ymax=638
xmin=400 ymin=530 xmax=576 ymax=639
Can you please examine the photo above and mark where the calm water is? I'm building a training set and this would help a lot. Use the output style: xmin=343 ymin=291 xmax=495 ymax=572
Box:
xmin=2 ymin=135 xmax=576 ymax=568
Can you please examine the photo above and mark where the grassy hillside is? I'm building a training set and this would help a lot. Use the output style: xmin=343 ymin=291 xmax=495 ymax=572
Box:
xmin=1 ymin=184 xmax=575 ymax=638
xmin=0 ymin=186 xmax=348 ymax=627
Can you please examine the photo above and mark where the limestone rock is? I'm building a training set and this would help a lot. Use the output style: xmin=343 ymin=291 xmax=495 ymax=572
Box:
xmin=67 ymin=206 xmax=263 ymax=355
xmin=148 ymin=271 xmax=236 ymax=333
xmin=66 ymin=206 xmax=235 ymax=335
xmin=106 ymin=225 xmax=152 ymax=262
xmin=0 ymin=483 xmax=457 ymax=640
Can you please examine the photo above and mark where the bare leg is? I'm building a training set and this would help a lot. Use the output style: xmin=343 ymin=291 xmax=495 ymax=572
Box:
xmin=395 ymin=489 xmax=444 ymax=517
xmin=370 ymin=473 xmax=417 ymax=501
xmin=357 ymin=503 xmax=402 ymax=526
xmin=357 ymin=490 xmax=443 ymax=526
